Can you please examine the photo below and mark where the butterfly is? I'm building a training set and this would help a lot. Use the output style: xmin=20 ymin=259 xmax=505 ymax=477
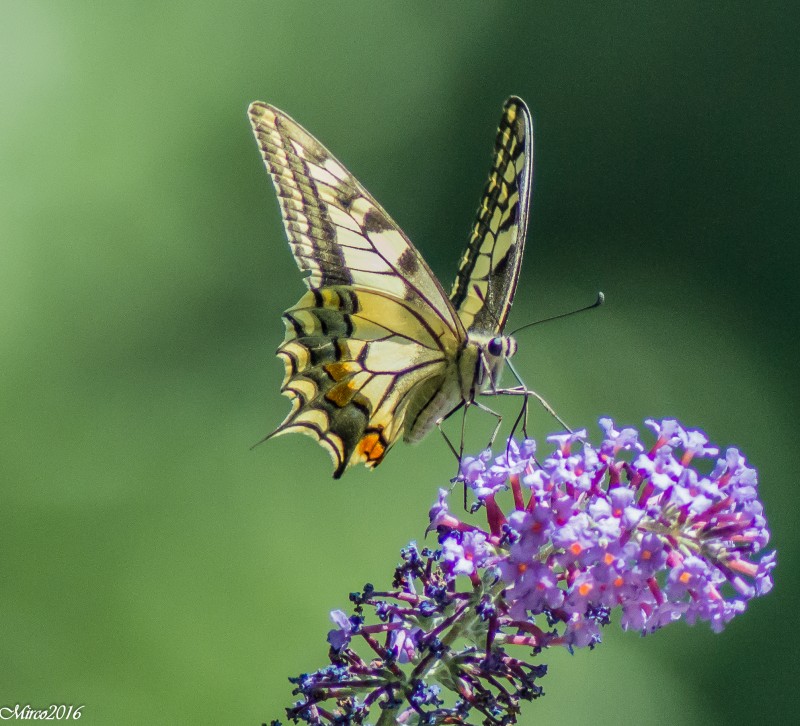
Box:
xmin=248 ymin=97 xmax=539 ymax=478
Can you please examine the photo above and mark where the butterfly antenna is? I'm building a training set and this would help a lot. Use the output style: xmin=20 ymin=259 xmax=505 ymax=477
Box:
xmin=509 ymin=291 xmax=604 ymax=337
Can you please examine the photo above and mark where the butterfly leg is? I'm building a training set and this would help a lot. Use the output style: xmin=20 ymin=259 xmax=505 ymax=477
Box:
xmin=436 ymin=400 xmax=467 ymax=481
xmin=437 ymin=403 xmax=476 ymax=510
xmin=468 ymin=399 xmax=503 ymax=450
xmin=441 ymin=399 xmax=502 ymax=510
xmin=480 ymin=385 xmax=523 ymax=466
xmin=475 ymin=349 xmax=521 ymax=464
xmin=492 ymin=385 xmax=571 ymax=433
xmin=509 ymin=389 xmax=530 ymax=440
xmin=490 ymin=358 xmax=572 ymax=432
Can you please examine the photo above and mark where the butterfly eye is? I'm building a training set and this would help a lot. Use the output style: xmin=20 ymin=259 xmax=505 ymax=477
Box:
xmin=487 ymin=337 xmax=503 ymax=357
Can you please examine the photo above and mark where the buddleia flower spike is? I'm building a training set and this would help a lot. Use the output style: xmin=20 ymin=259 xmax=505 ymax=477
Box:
xmin=271 ymin=419 xmax=775 ymax=723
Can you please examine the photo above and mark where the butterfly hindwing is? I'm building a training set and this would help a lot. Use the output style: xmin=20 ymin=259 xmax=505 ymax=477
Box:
xmin=248 ymin=102 xmax=467 ymax=476
xmin=449 ymin=97 xmax=532 ymax=336
xmin=274 ymin=286 xmax=459 ymax=477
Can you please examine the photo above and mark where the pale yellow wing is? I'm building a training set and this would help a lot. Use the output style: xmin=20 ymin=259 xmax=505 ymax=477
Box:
xmin=249 ymin=102 xmax=462 ymax=336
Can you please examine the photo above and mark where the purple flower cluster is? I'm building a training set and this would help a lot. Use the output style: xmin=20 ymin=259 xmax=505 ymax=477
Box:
xmin=282 ymin=545 xmax=546 ymax=724
xmin=433 ymin=418 xmax=775 ymax=644
xmin=276 ymin=419 xmax=775 ymax=724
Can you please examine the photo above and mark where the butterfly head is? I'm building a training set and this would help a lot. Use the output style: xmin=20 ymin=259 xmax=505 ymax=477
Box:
xmin=486 ymin=335 xmax=518 ymax=360
xmin=474 ymin=334 xmax=518 ymax=390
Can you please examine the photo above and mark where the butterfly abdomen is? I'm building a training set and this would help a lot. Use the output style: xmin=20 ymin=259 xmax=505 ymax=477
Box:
xmin=403 ymin=343 xmax=480 ymax=444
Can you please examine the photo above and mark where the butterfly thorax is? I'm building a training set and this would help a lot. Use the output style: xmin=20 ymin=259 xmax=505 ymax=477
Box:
xmin=402 ymin=333 xmax=516 ymax=445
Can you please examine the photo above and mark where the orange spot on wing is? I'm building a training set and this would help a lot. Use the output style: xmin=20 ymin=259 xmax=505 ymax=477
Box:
xmin=325 ymin=381 xmax=356 ymax=407
xmin=358 ymin=431 xmax=386 ymax=466
xmin=324 ymin=362 xmax=356 ymax=382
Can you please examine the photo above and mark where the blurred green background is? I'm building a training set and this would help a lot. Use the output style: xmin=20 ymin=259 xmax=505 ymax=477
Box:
xmin=2 ymin=2 xmax=797 ymax=724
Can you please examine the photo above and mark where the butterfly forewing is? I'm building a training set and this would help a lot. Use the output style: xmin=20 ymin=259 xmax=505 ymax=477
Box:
xmin=449 ymin=97 xmax=532 ymax=336
xmin=248 ymin=103 xmax=461 ymax=334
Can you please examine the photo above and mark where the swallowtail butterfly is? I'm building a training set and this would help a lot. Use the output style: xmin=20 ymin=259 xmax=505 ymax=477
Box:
xmin=249 ymin=97 xmax=534 ymax=477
